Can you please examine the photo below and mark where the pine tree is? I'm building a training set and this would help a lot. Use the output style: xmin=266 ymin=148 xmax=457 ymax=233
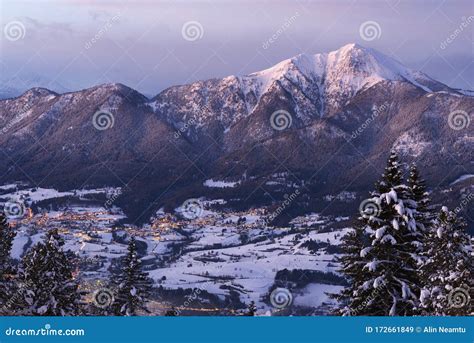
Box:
xmin=113 ymin=237 xmax=152 ymax=316
xmin=365 ymin=151 xmax=423 ymax=315
xmin=330 ymin=227 xmax=371 ymax=315
xmin=419 ymin=208 xmax=472 ymax=315
xmin=407 ymin=163 xmax=433 ymax=233
xmin=18 ymin=229 xmax=81 ymax=315
xmin=406 ymin=163 xmax=435 ymax=314
xmin=0 ymin=212 xmax=16 ymax=313
xmin=336 ymin=151 xmax=423 ymax=315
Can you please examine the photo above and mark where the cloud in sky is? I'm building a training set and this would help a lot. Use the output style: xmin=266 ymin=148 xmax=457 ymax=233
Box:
xmin=1 ymin=0 xmax=472 ymax=96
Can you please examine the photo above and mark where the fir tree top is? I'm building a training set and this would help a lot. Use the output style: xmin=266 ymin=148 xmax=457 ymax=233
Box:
xmin=376 ymin=150 xmax=403 ymax=193
xmin=408 ymin=164 xmax=429 ymax=207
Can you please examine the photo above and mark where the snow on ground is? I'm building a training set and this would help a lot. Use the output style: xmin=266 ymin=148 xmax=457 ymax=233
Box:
xmin=4 ymin=183 xmax=352 ymax=314
xmin=293 ymin=283 xmax=343 ymax=308
xmin=450 ymin=174 xmax=474 ymax=185
xmin=0 ymin=186 xmax=121 ymax=205
xmin=0 ymin=184 xmax=18 ymax=191
xmin=148 ymin=222 xmax=350 ymax=311
xmin=11 ymin=232 xmax=30 ymax=259
xmin=324 ymin=191 xmax=356 ymax=202
xmin=203 ymin=179 xmax=240 ymax=188
xmin=393 ymin=131 xmax=430 ymax=158
xmin=290 ymin=213 xmax=326 ymax=227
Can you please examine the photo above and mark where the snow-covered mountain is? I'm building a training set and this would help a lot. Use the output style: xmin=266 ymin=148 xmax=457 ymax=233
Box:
xmin=244 ymin=43 xmax=451 ymax=112
xmin=151 ymin=43 xmax=456 ymax=135
xmin=0 ymin=43 xmax=472 ymax=224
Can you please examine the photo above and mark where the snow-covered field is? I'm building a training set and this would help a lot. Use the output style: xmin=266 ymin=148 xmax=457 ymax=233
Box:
xmin=0 ymin=185 xmax=121 ymax=206
xmin=2 ymin=183 xmax=352 ymax=315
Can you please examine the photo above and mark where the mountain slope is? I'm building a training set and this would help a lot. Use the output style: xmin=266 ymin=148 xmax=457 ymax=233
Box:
xmin=0 ymin=44 xmax=472 ymax=224
xmin=151 ymin=43 xmax=456 ymax=139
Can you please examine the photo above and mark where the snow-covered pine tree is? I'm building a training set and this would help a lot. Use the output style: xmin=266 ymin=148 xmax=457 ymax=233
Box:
xmin=0 ymin=212 xmax=16 ymax=312
xmin=407 ymin=163 xmax=433 ymax=234
xmin=330 ymin=226 xmax=372 ymax=315
xmin=18 ymin=229 xmax=81 ymax=315
xmin=353 ymin=151 xmax=422 ymax=315
xmin=419 ymin=207 xmax=472 ymax=315
xmin=113 ymin=237 xmax=152 ymax=316
xmin=406 ymin=163 xmax=435 ymax=312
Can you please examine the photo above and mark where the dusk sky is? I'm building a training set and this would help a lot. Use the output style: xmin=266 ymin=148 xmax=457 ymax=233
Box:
xmin=1 ymin=0 xmax=473 ymax=96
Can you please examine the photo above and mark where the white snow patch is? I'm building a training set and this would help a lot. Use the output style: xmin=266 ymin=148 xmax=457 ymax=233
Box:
xmin=293 ymin=283 xmax=343 ymax=308
xmin=393 ymin=131 xmax=430 ymax=158
xmin=450 ymin=174 xmax=474 ymax=185
xmin=203 ymin=179 xmax=240 ymax=188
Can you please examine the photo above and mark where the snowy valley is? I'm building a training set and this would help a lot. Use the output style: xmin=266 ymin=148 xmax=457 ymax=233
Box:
xmin=2 ymin=182 xmax=352 ymax=315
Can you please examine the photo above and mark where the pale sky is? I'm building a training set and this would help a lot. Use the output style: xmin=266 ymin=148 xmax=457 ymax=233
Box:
xmin=1 ymin=0 xmax=473 ymax=97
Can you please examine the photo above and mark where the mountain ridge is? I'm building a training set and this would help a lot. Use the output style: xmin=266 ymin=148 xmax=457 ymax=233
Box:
xmin=7 ymin=43 xmax=468 ymax=103
xmin=0 ymin=43 xmax=472 ymax=225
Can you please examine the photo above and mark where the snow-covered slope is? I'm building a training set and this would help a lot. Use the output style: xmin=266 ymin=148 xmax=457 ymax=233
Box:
xmin=150 ymin=43 xmax=456 ymax=135
xmin=241 ymin=43 xmax=451 ymax=114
